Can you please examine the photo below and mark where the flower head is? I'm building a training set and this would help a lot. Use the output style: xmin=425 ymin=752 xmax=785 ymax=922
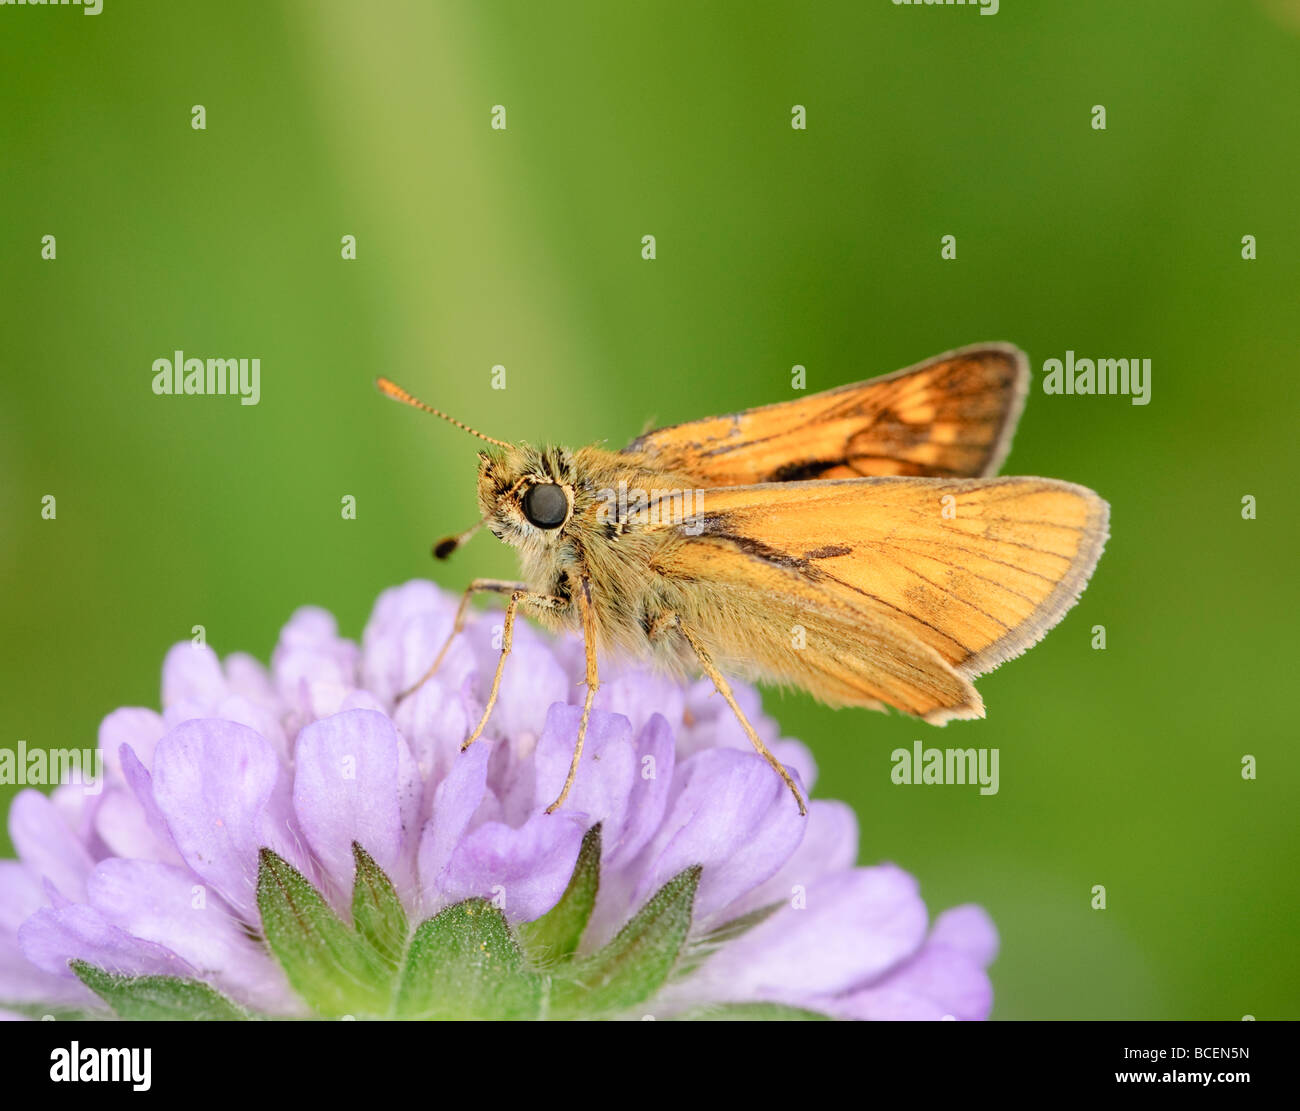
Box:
xmin=1 ymin=581 xmax=996 ymax=1020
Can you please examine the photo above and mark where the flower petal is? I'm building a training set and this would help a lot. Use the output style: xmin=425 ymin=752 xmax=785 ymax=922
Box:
xmin=161 ymin=642 xmax=226 ymax=710
xmin=271 ymin=606 xmax=360 ymax=722
xmin=0 ymin=949 xmax=92 ymax=1006
xmin=829 ymin=938 xmax=994 ymax=1020
xmin=7 ymin=790 xmax=95 ymax=903
xmin=0 ymin=861 xmax=46 ymax=936
xmin=93 ymin=789 xmax=160 ymax=862
xmin=929 ymin=903 xmax=999 ymax=968
xmin=685 ymin=865 xmax=929 ymax=1001
xmin=223 ymin=651 xmax=280 ymax=715
xmin=679 ymin=678 xmax=818 ymax=790
xmin=462 ymin=619 xmax=569 ymax=743
xmin=632 ymin=748 xmax=806 ymax=923
xmin=292 ymin=709 xmax=421 ymax=895
xmin=726 ymin=799 xmax=859 ymax=919
xmin=97 ymin=707 xmax=165 ymax=781
xmin=361 ymin=579 xmax=462 ymax=705
xmin=590 ymin=659 xmax=687 ymax=741
xmin=0 ymin=860 xmax=90 ymax=1004
xmin=151 ymin=719 xmax=305 ymax=919
xmin=213 ymin=694 xmax=290 ymax=763
xmin=87 ymin=859 xmax=299 ymax=1014
xmin=533 ymin=704 xmax=635 ymax=829
xmin=117 ymin=744 xmax=184 ymax=864
xmin=19 ymin=904 xmax=195 ymax=981
xmin=604 ymin=712 xmax=676 ymax=869
xmin=417 ymin=742 xmax=491 ymax=905
xmin=439 ymin=811 xmax=587 ymax=922
xmin=397 ymin=682 xmax=475 ymax=817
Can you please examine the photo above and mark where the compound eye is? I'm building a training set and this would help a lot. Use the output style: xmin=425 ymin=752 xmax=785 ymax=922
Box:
xmin=522 ymin=482 xmax=568 ymax=529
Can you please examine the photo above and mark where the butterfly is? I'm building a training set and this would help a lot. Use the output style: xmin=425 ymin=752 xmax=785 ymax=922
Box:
xmin=378 ymin=342 xmax=1108 ymax=815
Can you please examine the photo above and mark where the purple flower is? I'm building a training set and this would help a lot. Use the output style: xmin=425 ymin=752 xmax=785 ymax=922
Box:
xmin=0 ymin=580 xmax=996 ymax=1020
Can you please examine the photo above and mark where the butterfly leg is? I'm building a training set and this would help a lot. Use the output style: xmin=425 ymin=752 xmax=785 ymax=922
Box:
xmin=462 ymin=586 xmax=565 ymax=751
xmin=675 ymin=618 xmax=807 ymax=817
xmin=397 ymin=579 xmax=531 ymax=702
xmin=545 ymin=578 xmax=599 ymax=814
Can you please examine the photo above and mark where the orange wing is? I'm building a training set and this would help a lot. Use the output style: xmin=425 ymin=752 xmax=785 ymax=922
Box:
xmin=625 ymin=343 xmax=1029 ymax=484
xmin=649 ymin=476 xmax=1108 ymax=722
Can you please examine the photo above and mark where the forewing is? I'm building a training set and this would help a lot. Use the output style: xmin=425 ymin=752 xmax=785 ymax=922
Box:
xmin=651 ymin=476 xmax=1107 ymax=720
xmin=625 ymin=343 xmax=1028 ymax=484
xmin=663 ymin=545 xmax=983 ymax=721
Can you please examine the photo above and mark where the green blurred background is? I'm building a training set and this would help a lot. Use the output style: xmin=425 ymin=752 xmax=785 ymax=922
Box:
xmin=2 ymin=0 xmax=1298 ymax=1019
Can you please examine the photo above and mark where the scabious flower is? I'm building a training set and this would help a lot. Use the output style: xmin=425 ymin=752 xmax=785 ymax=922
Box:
xmin=0 ymin=580 xmax=996 ymax=1020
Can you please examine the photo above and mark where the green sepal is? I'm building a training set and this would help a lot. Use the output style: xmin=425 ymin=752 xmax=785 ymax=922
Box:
xmin=394 ymin=898 xmax=542 ymax=1020
xmin=350 ymin=841 xmax=409 ymax=969
xmin=256 ymin=847 xmax=394 ymax=1017
xmin=549 ymin=865 xmax=700 ymax=1019
xmin=71 ymin=962 xmax=249 ymax=1020
xmin=518 ymin=823 xmax=601 ymax=965
xmin=672 ymin=899 xmax=782 ymax=981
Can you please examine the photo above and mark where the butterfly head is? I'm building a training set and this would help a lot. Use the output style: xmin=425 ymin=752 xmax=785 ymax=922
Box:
xmin=470 ymin=444 xmax=578 ymax=555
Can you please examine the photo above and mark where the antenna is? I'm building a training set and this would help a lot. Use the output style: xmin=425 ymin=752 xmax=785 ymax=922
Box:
xmin=433 ymin=520 xmax=485 ymax=560
xmin=375 ymin=377 xmax=511 ymax=449
xmin=433 ymin=476 xmax=528 ymax=560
